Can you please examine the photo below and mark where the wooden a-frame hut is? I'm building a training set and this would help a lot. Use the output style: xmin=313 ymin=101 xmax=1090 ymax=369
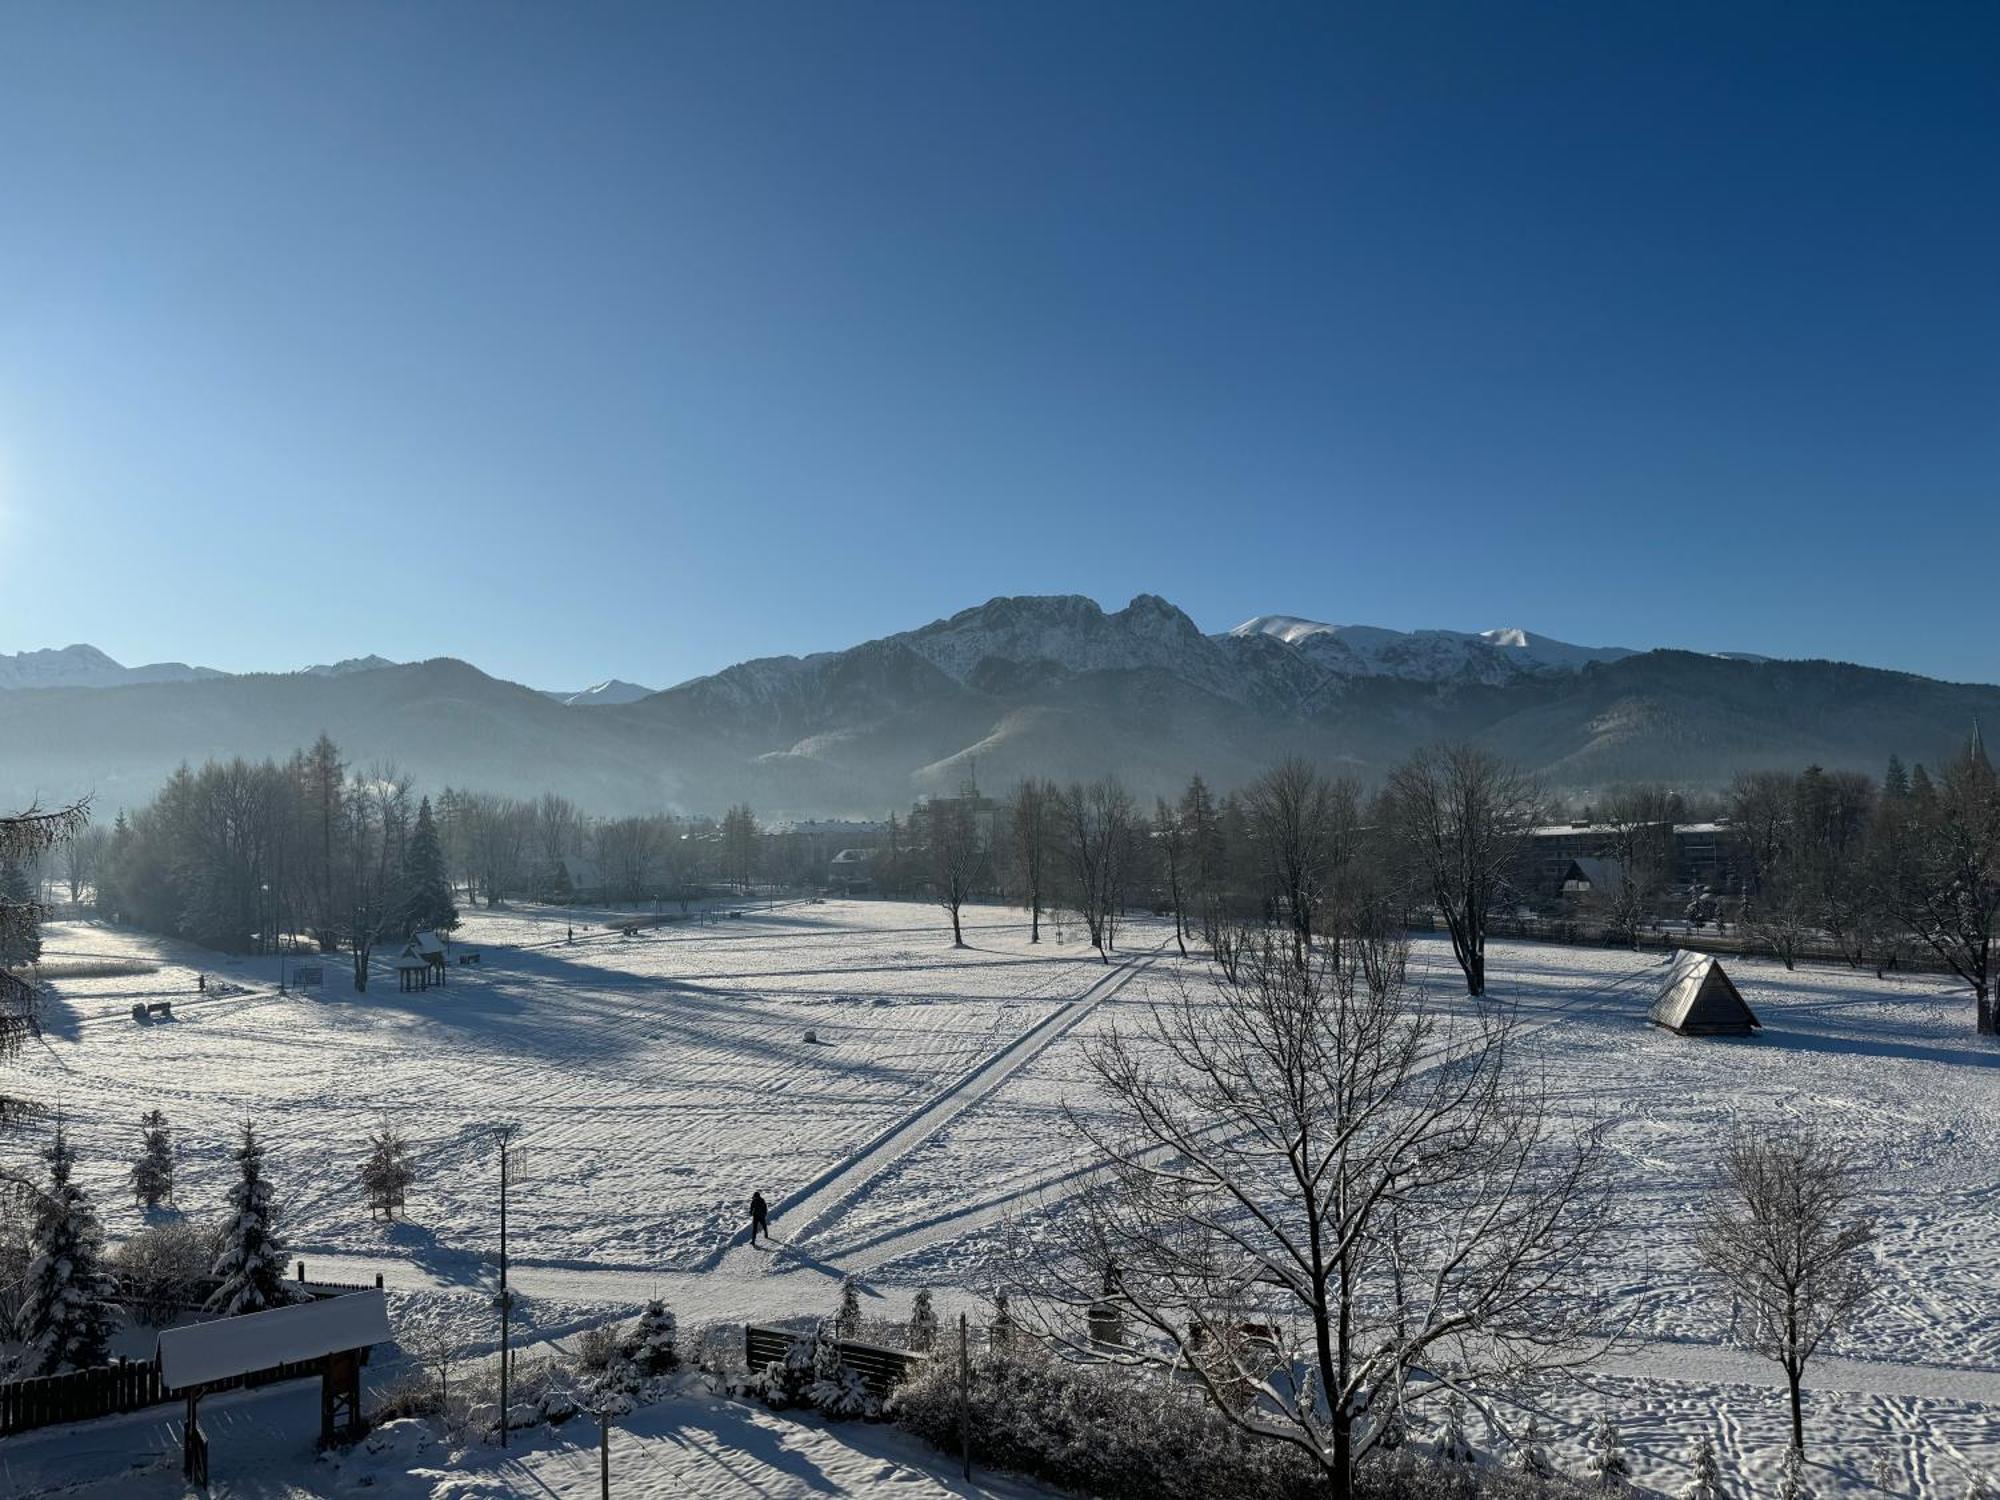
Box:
xmin=1650 ymin=951 xmax=1760 ymax=1036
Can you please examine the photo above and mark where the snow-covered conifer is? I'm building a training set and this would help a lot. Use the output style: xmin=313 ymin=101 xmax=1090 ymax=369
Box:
xmin=1589 ymin=1413 xmax=1632 ymax=1489
xmin=990 ymin=1288 xmax=1015 ymax=1351
xmin=806 ymin=1319 xmax=876 ymax=1419
xmin=396 ymin=797 xmax=458 ymax=936
xmin=131 ymin=1108 xmax=173 ymax=1209
xmin=834 ymin=1274 xmax=862 ymax=1339
xmin=360 ymin=1119 xmax=415 ymax=1221
xmin=908 ymin=1287 xmax=938 ymax=1352
xmin=208 ymin=1120 xmax=289 ymax=1315
xmin=1509 ymin=1414 xmax=1556 ymax=1480
xmin=1430 ymin=1392 xmax=1477 ymax=1467
xmin=628 ymin=1298 xmax=678 ymax=1374
xmin=1678 ymin=1433 xmax=1731 ymax=1500
xmin=18 ymin=1122 xmax=117 ymax=1373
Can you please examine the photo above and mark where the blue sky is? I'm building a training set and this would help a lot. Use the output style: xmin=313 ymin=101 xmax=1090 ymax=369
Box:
xmin=2 ymin=2 xmax=1995 ymax=689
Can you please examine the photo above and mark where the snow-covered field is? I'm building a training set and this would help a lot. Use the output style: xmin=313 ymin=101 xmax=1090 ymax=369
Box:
xmin=4 ymin=900 xmax=1997 ymax=1497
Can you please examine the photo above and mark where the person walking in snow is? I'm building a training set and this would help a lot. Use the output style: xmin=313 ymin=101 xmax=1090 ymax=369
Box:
xmin=750 ymin=1190 xmax=770 ymax=1247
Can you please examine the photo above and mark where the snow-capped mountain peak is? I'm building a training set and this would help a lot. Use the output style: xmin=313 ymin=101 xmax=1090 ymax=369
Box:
xmin=301 ymin=655 xmax=401 ymax=678
xmin=544 ymin=679 xmax=657 ymax=707
xmin=1220 ymin=615 xmax=1636 ymax=685
xmin=0 ymin=643 xmax=226 ymax=691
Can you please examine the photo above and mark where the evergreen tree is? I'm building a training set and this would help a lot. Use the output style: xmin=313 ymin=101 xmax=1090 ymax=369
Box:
xmin=360 ymin=1119 xmax=415 ymax=1221
xmin=208 ymin=1121 xmax=290 ymax=1315
xmin=1430 ymin=1392 xmax=1477 ymax=1466
xmin=18 ymin=1122 xmax=117 ymax=1373
xmin=908 ymin=1287 xmax=939 ymax=1352
xmin=1588 ymin=1413 xmax=1632 ymax=1489
xmin=627 ymin=1298 xmax=678 ymax=1374
xmin=1883 ymin=755 xmax=1910 ymax=801
xmin=1909 ymin=763 xmax=1935 ymax=802
xmin=132 ymin=1108 xmax=174 ymax=1209
xmin=396 ymin=797 xmax=458 ymax=936
xmin=0 ymin=858 xmax=41 ymax=966
xmin=1678 ymin=1433 xmax=1731 ymax=1500
xmin=833 ymin=1274 xmax=862 ymax=1339
xmin=1509 ymin=1414 xmax=1556 ymax=1479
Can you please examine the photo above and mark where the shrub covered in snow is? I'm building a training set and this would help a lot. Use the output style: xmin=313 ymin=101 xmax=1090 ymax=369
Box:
xmin=833 ymin=1276 xmax=862 ymax=1339
xmin=1678 ymin=1433 xmax=1731 ymax=1500
xmin=109 ymin=1218 xmax=212 ymax=1325
xmin=741 ymin=1320 xmax=879 ymax=1420
xmin=890 ymin=1346 xmax=1595 ymax=1500
xmin=1587 ymin=1414 xmax=1631 ymax=1490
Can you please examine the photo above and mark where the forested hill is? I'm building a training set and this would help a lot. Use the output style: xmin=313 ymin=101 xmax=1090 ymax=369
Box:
xmin=1 ymin=597 xmax=1994 ymax=817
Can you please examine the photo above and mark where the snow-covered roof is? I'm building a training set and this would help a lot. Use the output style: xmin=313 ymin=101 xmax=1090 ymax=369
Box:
xmin=1649 ymin=952 xmax=1760 ymax=1035
xmin=157 ymin=1290 xmax=391 ymax=1391
xmin=1564 ymin=857 xmax=1623 ymax=890
xmin=408 ymin=930 xmax=447 ymax=956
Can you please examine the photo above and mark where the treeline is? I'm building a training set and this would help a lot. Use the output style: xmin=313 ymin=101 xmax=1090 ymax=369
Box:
xmin=877 ymin=737 xmax=1999 ymax=1033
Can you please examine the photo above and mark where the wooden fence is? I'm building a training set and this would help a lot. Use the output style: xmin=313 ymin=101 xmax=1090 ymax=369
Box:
xmin=0 ymin=1351 xmax=330 ymax=1437
xmin=744 ymin=1323 xmax=927 ymax=1400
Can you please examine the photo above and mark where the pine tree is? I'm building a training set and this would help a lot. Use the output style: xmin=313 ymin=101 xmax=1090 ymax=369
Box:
xmin=0 ymin=858 xmax=41 ymax=966
xmin=396 ymin=797 xmax=458 ymax=936
xmin=1678 ymin=1433 xmax=1731 ymax=1500
xmin=132 ymin=1108 xmax=174 ymax=1208
xmin=1883 ymin=755 xmax=1910 ymax=801
xmin=1509 ymin=1414 xmax=1556 ymax=1479
xmin=908 ymin=1287 xmax=939 ymax=1352
xmin=833 ymin=1274 xmax=862 ymax=1339
xmin=990 ymin=1287 xmax=1015 ymax=1350
xmin=627 ymin=1298 xmax=678 ymax=1374
xmin=360 ymin=1119 xmax=415 ymax=1221
xmin=18 ymin=1122 xmax=117 ymax=1373
xmin=1777 ymin=1444 xmax=1811 ymax=1500
xmin=1431 ymin=1392 xmax=1477 ymax=1466
xmin=208 ymin=1121 xmax=289 ymax=1315
xmin=1589 ymin=1413 xmax=1632 ymax=1489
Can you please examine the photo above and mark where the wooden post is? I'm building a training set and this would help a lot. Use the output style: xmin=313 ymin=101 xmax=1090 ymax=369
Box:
xmin=599 ymin=1408 xmax=611 ymax=1499
xmin=958 ymin=1311 xmax=971 ymax=1482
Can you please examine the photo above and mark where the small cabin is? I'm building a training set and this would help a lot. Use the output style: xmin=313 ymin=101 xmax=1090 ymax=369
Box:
xmin=1650 ymin=952 xmax=1760 ymax=1036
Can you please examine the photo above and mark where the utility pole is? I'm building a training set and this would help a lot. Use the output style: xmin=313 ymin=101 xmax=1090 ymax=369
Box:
xmin=495 ymin=1123 xmax=520 ymax=1446
xmin=959 ymin=1311 xmax=971 ymax=1482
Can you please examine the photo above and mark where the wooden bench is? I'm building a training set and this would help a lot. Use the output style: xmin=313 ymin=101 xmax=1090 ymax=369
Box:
xmin=130 ymin=1001 xmax=174 ymax=1022
xmin=456 ymin=952 xmax=482 ymax=966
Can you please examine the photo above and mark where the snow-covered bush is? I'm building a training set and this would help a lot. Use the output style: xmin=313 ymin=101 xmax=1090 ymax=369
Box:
xmin=110 ymin=1218 xmax=211 ymax=1325
xmin=624 ymin=1298 xmax=679 ymax=1374
xmin=741 ymin=1320 xmax=879 ymax=1420
xmin=908 ymin=1287 xmax=939 ymax=1352
xmin=889 ymin=1346 xmax=1592 ymax=1500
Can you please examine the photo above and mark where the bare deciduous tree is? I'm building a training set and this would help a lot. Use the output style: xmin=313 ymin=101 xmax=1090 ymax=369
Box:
xmin=1017 ymin=929 xmax=1611 ymax=1498
xmin=1053 ymin=779 xmax=1137 ymax=962
xmin=924 ymin=787 xmax=985 ymax=947
xmin=1384 ymin=744 xmax=1538 ymax=997
xmin=1697 ymin=1125 xmax=1876 ymax=1456
xmin=1242 ymin=758 xmax=1359 ymax=964
xmin=1011 ymin=779 xmax=1053 ymax=943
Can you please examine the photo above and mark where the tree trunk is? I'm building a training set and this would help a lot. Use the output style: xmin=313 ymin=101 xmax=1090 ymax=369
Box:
xmin=1787 ymin=1362 xmax=1804 ymax=1454
xmin=951 ymin=905 xmax=963 ymax=947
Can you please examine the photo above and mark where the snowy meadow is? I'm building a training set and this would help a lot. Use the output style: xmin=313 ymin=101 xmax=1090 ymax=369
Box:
xmin=3 ymin=899 xmax=1997 ymax=1497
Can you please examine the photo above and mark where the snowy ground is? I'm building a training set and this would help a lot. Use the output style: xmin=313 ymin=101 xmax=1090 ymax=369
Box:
xmin=4 ymin=900 xmax=1997 ymax=1496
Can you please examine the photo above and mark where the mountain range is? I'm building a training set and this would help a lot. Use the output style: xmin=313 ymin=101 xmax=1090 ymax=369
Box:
xmin=1 ymin=596 xmax=1992 ymax=817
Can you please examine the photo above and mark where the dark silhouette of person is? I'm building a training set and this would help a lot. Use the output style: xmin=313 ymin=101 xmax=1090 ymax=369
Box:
xmin=566 ymin=925 xmax=573 ymax=944
xmin=750 ymin=1190 xmax=770 ymax=1246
